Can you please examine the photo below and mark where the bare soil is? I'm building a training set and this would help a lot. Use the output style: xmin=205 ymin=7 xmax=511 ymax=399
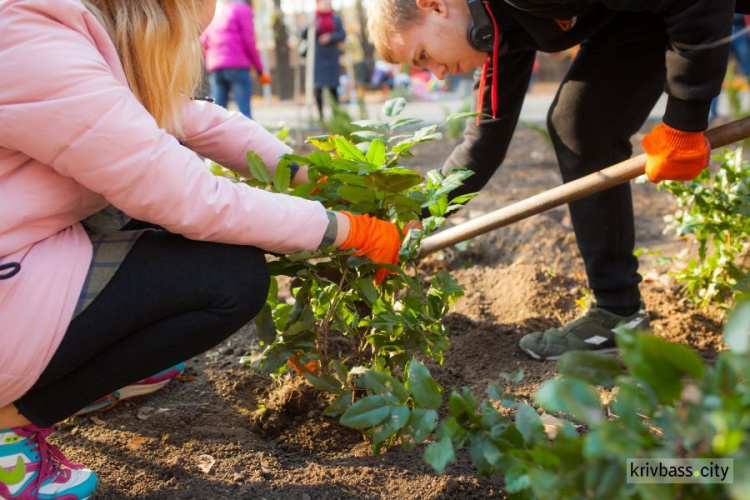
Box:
xmin=54 ymin=119 xmax=726 ymax=499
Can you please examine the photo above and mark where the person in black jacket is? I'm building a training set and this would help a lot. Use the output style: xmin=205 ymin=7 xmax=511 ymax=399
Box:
xmin=367 ymin=0 xmax=736 ymax=360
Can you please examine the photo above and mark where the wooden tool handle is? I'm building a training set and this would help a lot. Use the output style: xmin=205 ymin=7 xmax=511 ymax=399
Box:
xmin=418 ymin=116 xmax=750 ymax=258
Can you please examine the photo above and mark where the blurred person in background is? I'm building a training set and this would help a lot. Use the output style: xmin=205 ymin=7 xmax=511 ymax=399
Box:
xmin=201 ymin=0 xmax=271 ymax=118
xmin=301 ymin=0 xmax=346 ymax=120
xmin=710 ymin=14 xmax=750 ymax=122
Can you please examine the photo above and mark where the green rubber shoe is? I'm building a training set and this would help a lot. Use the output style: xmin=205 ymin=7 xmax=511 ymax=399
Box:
xmin=519 ymin=303 xmax=650 ymax=361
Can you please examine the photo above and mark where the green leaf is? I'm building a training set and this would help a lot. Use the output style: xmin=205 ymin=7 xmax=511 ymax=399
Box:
xmin=246 ymin=152 xmax=272 ymax=184
xmin=444 ymin=111 xmax=480 ymax=123
xmin=528 ymin=469 xmax=558 ymax=497
xmin=340 ymin=395 xmax=392 ymax=429
xmin=611 ymin=382 xmax=653 ymax=430
xmin=354 ymin=278 xmax=380 ymax=306
xmin=365 ymin=139 xmax=386 ymax=167
xmin=323 ymin=392 xmax=352 ymax=417
xmin=254 ymin=303 xmax=278 ymax=344
xmin=305 ymin=372 xmax=343 ymax=394
xmin=365 ymin=169 xmax=423 ymax=193
xmin=405 ymin=408 xmax=438 ymax=444
xmin=389 ymin=117 xmax=424 ymax=130
xmin=337 ymin=185 xmax=379 ymax=204
xmin=448 ymin=390 xmax=477 ymax=424
xmin=619 ymin=332 xmax=705 ymax=404
xmin=535 ymin=378 xmax=603 ymax=425
xmin=514 ymin=402 xmax=546 ymax=446
xmin=364 ymin=370 xmax=409 ymax=403
xmin=504 ymin=463 xmax=531 ymax=493
xmin=423 ymin=435 xmax=455 ymax=474
xmin=350 ymin=130 xmax=385 ymax=142
xmin=372 ymin=405 xmax=410 ymax=454
xmin=308 ymin=135 xmax=336 ymax=151
xmin=272 ymin=162 xmax=290 ymax=193
xmin=725 ymin=298 xmax=750 ymax=354
xmin=351 ymin=119 xmax=389 ymax=131
xmin=406 ymin=360 xmax=442 ymax=409
xmin=585 ymin=459 xmax=625 ymax=499
xmin=383 ymin=97 xmax=407 ymax=117
xmin=557 ymin=351 xmax=624 ymax=386
xmin=334 ymin=136 xmax=367 ymax=162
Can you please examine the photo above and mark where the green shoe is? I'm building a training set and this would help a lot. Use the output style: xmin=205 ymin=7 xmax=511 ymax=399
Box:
xmin=519 ymin=303 xmax=650 ymax=361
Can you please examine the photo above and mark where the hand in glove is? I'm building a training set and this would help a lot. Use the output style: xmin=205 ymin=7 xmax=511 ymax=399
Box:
xmin=338 ymin=211 xmax=401 ymax=285
xmin=259 ymin=73 xmax=272 ymax=85
xmin=642 ymin=124 xmax=711 ymax=183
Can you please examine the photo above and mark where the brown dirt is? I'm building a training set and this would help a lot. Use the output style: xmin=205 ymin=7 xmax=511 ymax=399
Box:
xmin=53 ymin=120 xmax=727 ymax=499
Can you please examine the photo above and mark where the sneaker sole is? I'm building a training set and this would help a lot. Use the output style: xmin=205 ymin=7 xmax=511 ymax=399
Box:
xmin=520 ymin=345 xmax=619 ymax=361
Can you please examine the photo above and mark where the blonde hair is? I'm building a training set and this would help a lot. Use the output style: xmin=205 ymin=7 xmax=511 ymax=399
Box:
xmin=367 ymin=0 xmax=422 ymax=63
xmin=83 ymin=0 xmax=204 ymax=138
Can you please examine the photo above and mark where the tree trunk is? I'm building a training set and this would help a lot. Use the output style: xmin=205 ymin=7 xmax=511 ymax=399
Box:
xmin=272 ymin=0 xmax=294 ymax=100
xmin=355 ymin=0 xmax=374 ymax=84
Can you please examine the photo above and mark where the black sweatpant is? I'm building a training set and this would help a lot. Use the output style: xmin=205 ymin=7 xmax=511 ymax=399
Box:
xmin=547 ymin=13 xmax=669 ymax=313
xmin=15 ymin=230 xmax=270 ymax=427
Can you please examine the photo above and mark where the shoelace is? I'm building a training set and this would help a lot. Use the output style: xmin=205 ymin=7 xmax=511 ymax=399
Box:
xmin=17 ymin=425 xmax=83 ymax=495
xmin=475 ymin=1 xmax=501 ymax=126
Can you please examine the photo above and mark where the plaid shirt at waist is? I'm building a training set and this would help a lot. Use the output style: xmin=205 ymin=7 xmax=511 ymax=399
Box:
xmin=74 ymin=205 xmax=149 ymax=318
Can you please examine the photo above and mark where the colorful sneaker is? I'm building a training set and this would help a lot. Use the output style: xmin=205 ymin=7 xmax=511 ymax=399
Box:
xmin=76 ymin=362 xmax=186 ymax=415
xmin=0 ymin=425 xmax=98 ymax=499
xmin=518 ymin=303 xmax=650 ymax=361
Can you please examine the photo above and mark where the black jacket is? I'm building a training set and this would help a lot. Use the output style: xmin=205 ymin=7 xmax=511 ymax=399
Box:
xmin=443 ymin=0 xmax=735 ymax=201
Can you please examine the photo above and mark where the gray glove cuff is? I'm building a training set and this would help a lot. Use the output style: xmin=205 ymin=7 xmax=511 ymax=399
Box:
xmin=317 ymin=210 xmax=338 ymax=250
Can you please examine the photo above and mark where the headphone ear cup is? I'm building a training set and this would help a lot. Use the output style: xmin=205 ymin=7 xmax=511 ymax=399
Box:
xmin=466 ymin=0 xmax=494 ymax=52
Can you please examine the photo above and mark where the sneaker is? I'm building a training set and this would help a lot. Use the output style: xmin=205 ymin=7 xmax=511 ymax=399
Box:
xmin=76 ymin=362 xmax=186 ymax=415
xmin=0 ymin=425 xmax=98 ymax=499
xmin=518 ymin=303 xmax=650 ymax=361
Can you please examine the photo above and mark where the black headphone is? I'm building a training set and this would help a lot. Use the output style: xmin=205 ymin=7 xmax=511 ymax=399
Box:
xmin=466 ymin=0 xmax=494 ymax=52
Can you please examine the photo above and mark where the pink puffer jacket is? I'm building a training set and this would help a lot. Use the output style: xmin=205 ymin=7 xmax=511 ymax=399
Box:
xmin=0 ymin=0 xmax=328 ymax=408
xmin=201 ymin=1 xmax=265 ymax=73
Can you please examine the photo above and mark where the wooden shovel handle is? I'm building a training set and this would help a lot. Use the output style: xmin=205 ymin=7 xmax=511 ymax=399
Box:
xmin=418 ymin=116 xmax=750 ymax=258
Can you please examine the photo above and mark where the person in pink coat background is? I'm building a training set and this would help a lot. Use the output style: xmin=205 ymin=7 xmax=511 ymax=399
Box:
xmin=201 ymin=0 xmax=271 ymax=118
xmin=0 ymin=1 xmax=401 ymax=498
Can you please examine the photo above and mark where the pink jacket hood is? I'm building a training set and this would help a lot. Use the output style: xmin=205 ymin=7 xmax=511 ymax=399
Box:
xmin=0 ymin=0 xmax=328 ymax=408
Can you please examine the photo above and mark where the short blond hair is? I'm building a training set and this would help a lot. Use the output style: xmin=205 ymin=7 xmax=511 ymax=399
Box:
xmin=367 ymin=0 xmax=422 ymax=63
xmin=83 ymin=0 xmax=204 ymax=139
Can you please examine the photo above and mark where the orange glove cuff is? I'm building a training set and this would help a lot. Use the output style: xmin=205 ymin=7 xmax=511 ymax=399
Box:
xmin=642 ymin=124 xmax=710 ymax=183
xmin=338 ymin=211 xmax=401 ymax=285
xmin=338 ymin=211 xmax=370 ymax=253
xmin=644 ymin=124 xmax=706 ymax=151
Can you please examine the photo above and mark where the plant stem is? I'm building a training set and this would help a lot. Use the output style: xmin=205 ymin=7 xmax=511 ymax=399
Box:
xmin=320 ymin=266 xmax=349 ymax=369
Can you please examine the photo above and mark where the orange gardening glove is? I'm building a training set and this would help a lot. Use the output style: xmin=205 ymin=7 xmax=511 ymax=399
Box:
xmin=259 ymin=73 xmax=272 ymax=85
xmin=338 ymin=211 xmax=401 ymax=285
xmin=287 ymin=350 xmax=321 ymax=376
xmin=641 ymin=124 xmax=711 ymax=183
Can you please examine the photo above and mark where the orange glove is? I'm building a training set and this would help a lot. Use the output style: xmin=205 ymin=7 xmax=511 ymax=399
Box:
xmin=259 ymin=73 xmax=272 ymax=85
xmin=339 ymin=211 xmax=401 ymax=285
xmin=642 ymin=124 xmax=711 ymax=183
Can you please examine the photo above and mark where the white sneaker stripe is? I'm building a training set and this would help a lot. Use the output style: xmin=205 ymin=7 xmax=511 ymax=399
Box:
xmin=584 ymin=335 xmax=610 ymax=346
xmin=612 ymin=316 xmax=646 ymax=333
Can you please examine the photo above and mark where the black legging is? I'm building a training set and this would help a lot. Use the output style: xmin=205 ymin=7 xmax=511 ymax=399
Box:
xmin=314 ymin=86 xmax=338 ymax=119
xmin=15 ymin=230 xmax=269 ymax=427
xmin=547 ymin=12 xmax=669 ymax=314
